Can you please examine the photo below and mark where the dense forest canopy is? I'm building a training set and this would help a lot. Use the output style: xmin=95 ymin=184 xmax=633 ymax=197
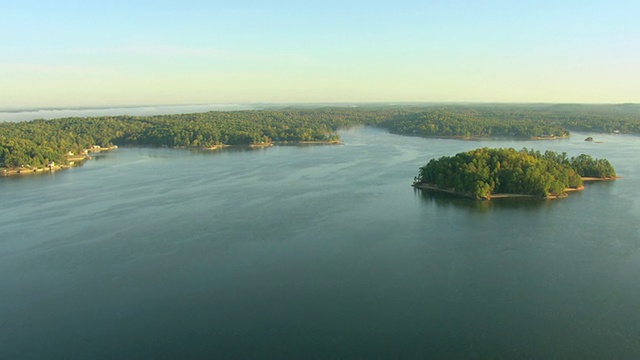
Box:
xmin=374 ymin=103 xmax=640 ymax=138
xmin=414 ymin=148 xmax=617 ymax=199
xmin=1 ymin=104 xmax=639 ymax=168
xmin=0 ymin=110 xmax=353 ymax=167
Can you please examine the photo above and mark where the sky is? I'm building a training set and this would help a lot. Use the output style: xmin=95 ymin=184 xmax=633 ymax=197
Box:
xmin=1 ymin=0 xmax=639 ymax=108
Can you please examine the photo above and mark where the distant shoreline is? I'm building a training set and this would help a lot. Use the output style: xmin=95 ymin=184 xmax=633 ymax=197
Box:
xmin=275 ymin=140 xmax=342 ymax=145
xmin=389 ymin=131 xmax=571 ymax=142
xmin=200 ymin=140 xmax=341 ymax=150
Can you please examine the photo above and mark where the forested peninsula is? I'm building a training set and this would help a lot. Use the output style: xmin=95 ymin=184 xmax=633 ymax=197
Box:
xmin=2 ymin=104 xmax=639 ymax=171
xmin=413 ymin=148 xmax=617 ymax=199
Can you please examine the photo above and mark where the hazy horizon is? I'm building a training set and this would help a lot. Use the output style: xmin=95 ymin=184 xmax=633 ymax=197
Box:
xmin=2 ymin=1 xmax=639 ymax=107
xmin=3 ymin=100 xmax=639 ymax=113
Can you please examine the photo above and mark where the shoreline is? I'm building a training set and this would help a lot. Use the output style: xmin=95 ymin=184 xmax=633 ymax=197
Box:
xmin=413 ymin=182 xmax=598 ymax=200
xmin=202 ymin=144 xmax=231 ymax=150
xmin=202 ymin=140 xmax=341 ymax=150
xmin=389 ymin=132 xmax=571 ymax=142
xmin=274 ymin=140 xmax=342 ymax=145
xmin=1 ymin=145 xmax=118 ymax=177
xmin=1 ymin=164 xmax=74 ymax=176
xmin=199 ymin=140 xmax=341 ymax=151
xmin=582 ymin=176 xmax=620 ymax=181
xmin=530 ymin=135 xmax=571 ymax=140
xmin=1 ymin=141 xmax=342 ymax=177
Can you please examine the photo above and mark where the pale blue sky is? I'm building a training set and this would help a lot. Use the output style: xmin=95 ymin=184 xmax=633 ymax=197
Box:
xmin=1 ymin=0 xmax=639 ymax=108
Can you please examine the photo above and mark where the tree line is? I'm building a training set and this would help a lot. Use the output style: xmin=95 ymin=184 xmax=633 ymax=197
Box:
xmin=2 ymin=104 xmax=639 ymax=168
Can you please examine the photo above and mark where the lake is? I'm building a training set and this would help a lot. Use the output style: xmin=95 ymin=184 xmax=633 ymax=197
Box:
xmin=1 ymin=127 xmax=639 ymax=358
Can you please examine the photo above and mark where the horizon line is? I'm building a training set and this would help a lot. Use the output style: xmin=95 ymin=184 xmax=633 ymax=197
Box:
xmin=2 ymin=101 xmax=639 ymax=113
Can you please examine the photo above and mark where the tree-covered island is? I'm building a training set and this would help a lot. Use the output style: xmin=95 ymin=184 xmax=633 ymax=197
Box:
xmin=413 ymin=148 xmax=617 ymax=200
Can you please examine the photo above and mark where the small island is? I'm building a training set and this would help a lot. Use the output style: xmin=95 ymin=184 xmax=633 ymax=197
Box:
xmin=413 ymin=148 xmax=617 ymax=200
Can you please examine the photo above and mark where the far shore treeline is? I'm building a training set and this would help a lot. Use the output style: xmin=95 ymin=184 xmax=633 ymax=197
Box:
xmin=2 ymin=104 xmax=640 ymax=168
xmin=414 ymin=148 xmax=617 ymax=199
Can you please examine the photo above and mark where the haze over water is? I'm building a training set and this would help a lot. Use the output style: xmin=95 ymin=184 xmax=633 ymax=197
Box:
xmin=1 ymin=127 xmax=639 ymax=358
xmin=0 ymin=104 xmax=259 ymax=123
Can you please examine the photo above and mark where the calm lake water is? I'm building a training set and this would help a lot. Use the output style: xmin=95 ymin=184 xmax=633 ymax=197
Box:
xmin=1 ymin=127 xmax=639 ymax=358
